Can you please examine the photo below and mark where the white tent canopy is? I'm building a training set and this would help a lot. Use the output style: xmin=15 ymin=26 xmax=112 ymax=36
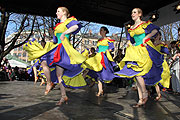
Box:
xmin=5 ymin=54 xmax=30 ymax=68
xmin=8 ymin=59 xmax=29 ymax=68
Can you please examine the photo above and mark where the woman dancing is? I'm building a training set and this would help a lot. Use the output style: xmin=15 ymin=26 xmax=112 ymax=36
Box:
xmin=151 ymin=31 xmax=170 ymax=101
xmin=84 ymin=26 xmax=117 ymax=96
xmin=24 ymin=7 xmax=87 ymax=105
xmin=115 ymin=8 xmax=170 ymax=107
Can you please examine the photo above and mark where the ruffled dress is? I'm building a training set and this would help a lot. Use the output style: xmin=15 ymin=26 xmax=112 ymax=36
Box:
xmin=27 ymin=59 xmax=41 ymax=77
xmin=115 ymin=21 xmax=170 ymax=88
xmin=84 ymin=38 xmax=118 ymax=83
xmin=23 ymin=17 xmax=87 ymax=88
xmin=81 ymin=48 xmax=98 ymax=83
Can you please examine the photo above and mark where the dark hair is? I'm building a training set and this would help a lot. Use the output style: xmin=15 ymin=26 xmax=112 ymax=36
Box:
xmin=41 ymin=39 xmax=46 ymax=43
xmin=101 ymin=26 xmax=109 ymax=34
xmin=170 ymin=40 xmax=180 ymax=52
xmin=90 ymin=47 xmax=95 ymax=52
xmin=170 ymin=41 xmax=177 ymax=45
xmin=41 ymin=39 xmax=46 ymax=48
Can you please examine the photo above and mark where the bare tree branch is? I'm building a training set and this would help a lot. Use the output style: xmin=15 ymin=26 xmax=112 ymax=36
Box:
xmin=13 ymin=15 xmax=36 ymax=48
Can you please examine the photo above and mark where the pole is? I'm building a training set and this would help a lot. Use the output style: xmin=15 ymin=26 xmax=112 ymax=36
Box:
xmin=118 ymin=27 xmax=124 ymax=49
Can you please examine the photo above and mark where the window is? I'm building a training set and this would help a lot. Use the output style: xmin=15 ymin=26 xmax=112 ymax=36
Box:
xmin=93 ymin=41 xmax=97 ymax=46
xmin=18 ymin=46 xmax=23 ymax=51
xmin=18 ymin=53 xmax=21 ymax=57
xmin=35 ymin=34 xmax=40 ymax=39
xmin=30 ymin=34 xmax=34 ymax=38
xmin=23 ymin=52 xmax=26 ymax=57
xmin=85 ymin=40 xmax=89 ymax=45
xmin=14 ymin=48 xmax=17 ymax=51
xmin=20 ymin=35 xmax=23 ymax=39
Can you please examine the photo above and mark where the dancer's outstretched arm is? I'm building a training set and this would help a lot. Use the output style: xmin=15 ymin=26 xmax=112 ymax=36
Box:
xmin=60 ymin=25 xmax=79 ymax=41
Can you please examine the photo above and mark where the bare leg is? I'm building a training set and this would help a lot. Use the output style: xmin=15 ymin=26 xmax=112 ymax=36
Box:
xmin=56 ymin=66 xmax=68 ymax=105
xmin=41 ymin=61 xmax=52 ymax=95
xmin=33 ymin=66 xmax=38 ymax=84
xmin=40 ymin=77 xmax=45 ymax=86
xmin=136 ymin=82 xmax=143 ymax=101
xmin=136 ymin=76 xmax=148 ymax=104
xmin=155 ymin=84 xmax=161 ymax=101
xmin=132 ymin=82 xmax=144 ymax=107
xmin=96 ymin=80 xmax=104 ymax=96
xmin=41 ymin=61 xmax=51 ymax=83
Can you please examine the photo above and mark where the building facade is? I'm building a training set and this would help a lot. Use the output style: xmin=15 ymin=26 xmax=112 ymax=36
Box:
xmin=6 ymin=31 xmax=127 ymax=64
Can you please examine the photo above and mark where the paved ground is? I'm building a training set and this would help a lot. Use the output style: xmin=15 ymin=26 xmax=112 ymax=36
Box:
xmin=0 ymin=81 xmax=180 ymax=120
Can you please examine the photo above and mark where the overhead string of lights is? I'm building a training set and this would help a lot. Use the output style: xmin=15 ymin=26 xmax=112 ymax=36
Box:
xmin=173 ymin=1 xmax=180 ymax=14
xmin=149 ymin=10 xmax=159 ymax=22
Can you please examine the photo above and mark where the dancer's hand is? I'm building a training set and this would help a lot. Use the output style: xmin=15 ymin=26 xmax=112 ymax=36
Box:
xmin=142 ymin=42 xmax=147 ymax=46
xmin=142 ymin=39 xmax=147 ymax=47
xmin=108 ymin=49 xmax=112 ymax=52
xmin=60 ymin=33 xmax=65 ymax=41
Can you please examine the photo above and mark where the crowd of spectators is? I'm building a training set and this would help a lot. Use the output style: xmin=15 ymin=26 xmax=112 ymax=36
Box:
xmin=0 ymin=57 xmax=30 ymax=81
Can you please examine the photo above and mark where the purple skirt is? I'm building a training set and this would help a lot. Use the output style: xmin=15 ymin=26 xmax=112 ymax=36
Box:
xmin=43 ymin=44 xmax=84 ymax=78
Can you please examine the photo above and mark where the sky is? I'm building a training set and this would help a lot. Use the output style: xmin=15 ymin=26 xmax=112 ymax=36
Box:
xmin=3 ymin=12 xmax=180 ymax=40
xmin=79 ymin=21 xmax=126 ymax=37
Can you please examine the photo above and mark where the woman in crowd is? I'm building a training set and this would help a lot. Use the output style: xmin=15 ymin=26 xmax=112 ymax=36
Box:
xmin=115 ymin=8 xmax=170 ymax=107
xmin=169 ymin=36 xmax=180 ymax=95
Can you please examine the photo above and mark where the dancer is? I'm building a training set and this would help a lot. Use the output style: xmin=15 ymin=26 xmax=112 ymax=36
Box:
xmin=27 ymin=59 xmax=45 ymax=85
xmin=24 ymin=40 xmax=59 ymax=93
xmin=24 ymin=7 xmax=87 ymax=105
xmin=84 ymin=26 xmax=117 ymax=96
xmin=151 ymin=31 xmax=170 ymax=101
xmin=115 ymin=8 xmax=170 ymax=107
xmin=49 ymin=7 xmax=87 ymax=105
xmin=82 ymin=47 xmax=98 ymax=87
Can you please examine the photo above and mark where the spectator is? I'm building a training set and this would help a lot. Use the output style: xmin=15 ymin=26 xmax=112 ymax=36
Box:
xmin=169 ymin=28 xmax=180 ymax=95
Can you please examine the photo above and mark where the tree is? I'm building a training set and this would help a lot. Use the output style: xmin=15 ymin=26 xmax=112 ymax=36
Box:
xmin=0 ymin=7 xmax=36 ymax=65
xmin=160 ymin=21 xmax=180 ymax=42
xmin=34 ymin=16 xmax=56 ymax=41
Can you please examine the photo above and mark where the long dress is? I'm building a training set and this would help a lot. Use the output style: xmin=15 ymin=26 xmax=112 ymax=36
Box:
xmin=155 ymin=43 xmax=171 ymax=87
xmin=84 ymin=38 xmax=118 ymax=83
xmin=23 ymin=16 xmax=87 ymax=88
xmin=115 ymin=21 xmax=170 ymax=88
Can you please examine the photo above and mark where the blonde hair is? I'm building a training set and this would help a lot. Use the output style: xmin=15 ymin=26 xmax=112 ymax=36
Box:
xmin=58 ymin=7 xmax=70 ymax=17
xmin=133 ymin=8 xmax=143 ymax=19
